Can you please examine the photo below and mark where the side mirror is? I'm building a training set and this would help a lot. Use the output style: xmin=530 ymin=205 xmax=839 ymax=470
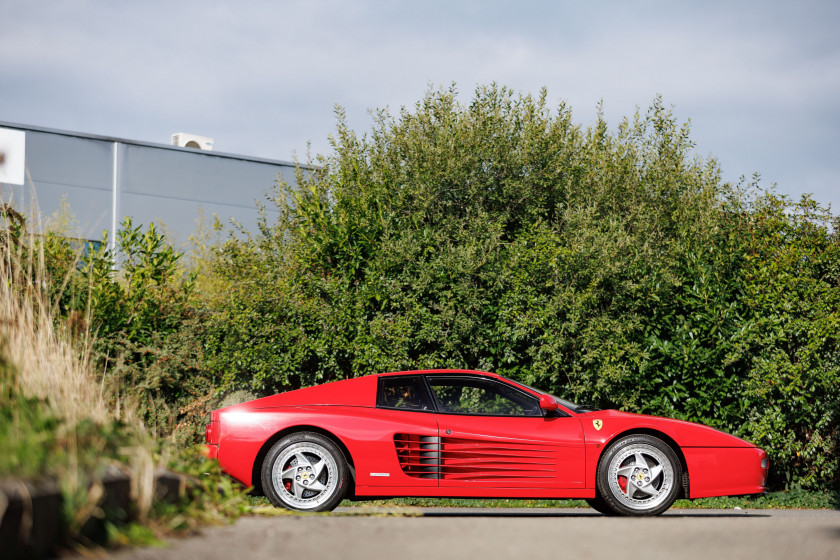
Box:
xmin=539 ymin=394 xmax=559 ymax=411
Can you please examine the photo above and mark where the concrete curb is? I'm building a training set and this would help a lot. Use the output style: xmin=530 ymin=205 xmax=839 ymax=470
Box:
xmin=0 ymin=468 xmax=198 ymax=559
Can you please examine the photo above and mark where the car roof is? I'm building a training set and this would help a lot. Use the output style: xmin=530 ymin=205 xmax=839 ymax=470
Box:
xmin=379 ymin=369 xmax=505 ymax=379
xmin=228 ymin=370 xmax=539 ymax=411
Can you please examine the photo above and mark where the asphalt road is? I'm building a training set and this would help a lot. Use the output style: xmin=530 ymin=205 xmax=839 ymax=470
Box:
xmin=106 ymin=507 xmax=840 ymax=560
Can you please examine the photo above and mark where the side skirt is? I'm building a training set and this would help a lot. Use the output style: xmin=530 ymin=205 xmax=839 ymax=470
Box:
xmin=352 ymin=486 xmax=595 ymax=499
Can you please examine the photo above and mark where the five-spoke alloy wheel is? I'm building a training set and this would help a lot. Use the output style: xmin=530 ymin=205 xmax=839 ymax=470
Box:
xmin=262 ymin=432 xmax=349 ymax=512
xmin=595 ymin=434 xmax=682 ymax=516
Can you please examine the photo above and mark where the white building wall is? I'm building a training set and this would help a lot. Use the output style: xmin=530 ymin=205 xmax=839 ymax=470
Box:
xmin=0 ymin=122 xmax=299 ymax=248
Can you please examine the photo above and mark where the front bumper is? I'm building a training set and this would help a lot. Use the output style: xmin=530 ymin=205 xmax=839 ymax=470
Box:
xmin=684 ymin=446 xmax=768 ymax=499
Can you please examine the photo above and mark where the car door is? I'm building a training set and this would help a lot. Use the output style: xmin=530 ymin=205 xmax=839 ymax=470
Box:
xmin=355 ymin=374 xmax=440 ymax=488
xmin=427 ymin=374 xmax=586 ymax=489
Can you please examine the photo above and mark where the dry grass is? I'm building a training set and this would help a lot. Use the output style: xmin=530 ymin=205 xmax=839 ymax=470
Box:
xmin=0 ymin=207 xmax=109 ymax=424
xmin=0 ymin=197 xmax=250 ymax=550
xmin=1 ymin=199 xmax=157 ymax=519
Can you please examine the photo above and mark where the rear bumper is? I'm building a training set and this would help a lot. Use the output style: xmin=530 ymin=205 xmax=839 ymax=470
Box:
xmin=684 ymin=446 xmax=768 ymax=499
xmin=205 ymin=444 xmax=219 ymax=460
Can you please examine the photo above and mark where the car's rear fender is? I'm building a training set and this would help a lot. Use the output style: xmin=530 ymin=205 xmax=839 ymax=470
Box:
xmin=250 ymin=425 xmax=356 ymax=496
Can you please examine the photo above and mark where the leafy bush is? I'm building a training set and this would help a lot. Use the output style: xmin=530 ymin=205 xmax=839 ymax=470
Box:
xmin=7 ymin=84 xmax=837 ymax=493
xmin=0 ymin=204 xmax=246 ymax=553
xmin=208 ymin=88 xmax=726 ymax=392
xmin=736 ymin=196 xmax=840 ymax=489
xmin=1 ymin=204 xmax=212 ymax=440
xmin=81 ymin=217 xmax=193 ymax=347
xmin=201 ymin=85 xmax=839 ymax=491
xmin=75 ymin=218 xmax=210 ymax=438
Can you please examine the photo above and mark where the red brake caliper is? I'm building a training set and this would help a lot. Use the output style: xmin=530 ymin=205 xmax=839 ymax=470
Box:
xmin=284 ymin=460 xmax=294 ymax=491
xmin=618 ymin=476 xmax=628 ymax=493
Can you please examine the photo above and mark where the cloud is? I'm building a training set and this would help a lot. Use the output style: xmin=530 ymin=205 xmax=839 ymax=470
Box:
xmin=1 ymin=0 xmax=838 ymax=210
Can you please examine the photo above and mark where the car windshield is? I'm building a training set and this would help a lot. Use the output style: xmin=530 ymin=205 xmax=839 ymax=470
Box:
xmin=497 ymin=376 xmax=585 ymax=413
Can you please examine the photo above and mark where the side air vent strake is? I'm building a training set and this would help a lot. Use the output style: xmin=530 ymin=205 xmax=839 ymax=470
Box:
xmin=394 ymin=433 xmax=556 ymax=481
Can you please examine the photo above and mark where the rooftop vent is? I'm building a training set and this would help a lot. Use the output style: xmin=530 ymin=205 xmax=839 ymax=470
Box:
xmin=171 ymin=133 xmax=214 ymax=151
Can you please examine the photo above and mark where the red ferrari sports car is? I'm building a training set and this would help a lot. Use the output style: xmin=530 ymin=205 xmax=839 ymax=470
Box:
xmin=205 ymin=369 xmax=768 ymax=516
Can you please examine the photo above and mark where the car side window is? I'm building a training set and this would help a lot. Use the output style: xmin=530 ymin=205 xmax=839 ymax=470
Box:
xmin=377 ymin=376 xmax=434 ymax=411
xmin=426 ymin=376 xmax=540 ymax=416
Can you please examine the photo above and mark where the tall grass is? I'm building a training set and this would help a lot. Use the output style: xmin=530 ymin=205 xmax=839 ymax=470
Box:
xmin=0 ymin=203 xmax=108 ymax=423
xmin=0 ymin=201 xmax=157 ymax=521
xmin=1 ymin=198 xmax=249 ymax=551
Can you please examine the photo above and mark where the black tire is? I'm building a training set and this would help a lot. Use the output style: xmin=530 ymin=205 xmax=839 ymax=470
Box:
xmin=585 ymin=495 xmax=617 ymax=515
xmin=595 ymin=434 xmax=682 ymax=516
xmin=261 ymin=432 xmax=350 ymax=512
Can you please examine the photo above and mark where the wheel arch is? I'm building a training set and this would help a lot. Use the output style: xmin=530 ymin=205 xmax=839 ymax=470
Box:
xmin=250 ymin=425 xmax=357 ymax=496
xmin=598 ymin=428 xmax=690 ymax=499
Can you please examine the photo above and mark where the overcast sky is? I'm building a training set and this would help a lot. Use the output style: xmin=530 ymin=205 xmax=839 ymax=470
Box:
xmin=2 ymin=0 xmax=838 ymax=212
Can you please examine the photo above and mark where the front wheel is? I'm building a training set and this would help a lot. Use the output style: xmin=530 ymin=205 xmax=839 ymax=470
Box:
xmin=261 ymin=432 xmax=349 ymax=512
xmin=585 ymin=496 xmax=616 ymax=515
xmin=595 ymin=434 xmax=682 ymax=516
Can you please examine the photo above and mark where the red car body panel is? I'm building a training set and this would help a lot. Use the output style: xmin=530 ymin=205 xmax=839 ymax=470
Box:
xmin=205 ymin=370 xmax=768 ymax=501
xmin=241 ymin=375 xmax=378 ymax=409
xmin=682 ymin=447 xmax=767 ymax=498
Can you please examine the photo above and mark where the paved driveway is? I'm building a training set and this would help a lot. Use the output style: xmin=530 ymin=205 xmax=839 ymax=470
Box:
xmin=107 ymin=507 xmax=840 ymax=560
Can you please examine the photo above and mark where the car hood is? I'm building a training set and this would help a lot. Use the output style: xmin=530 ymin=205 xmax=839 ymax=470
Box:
xmin=576 ymin=409 xmax=757 ymax=448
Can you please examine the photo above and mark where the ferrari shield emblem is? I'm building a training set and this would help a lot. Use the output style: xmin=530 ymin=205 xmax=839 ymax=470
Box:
xmin=593 ymin=419 xmax=603 ymax=431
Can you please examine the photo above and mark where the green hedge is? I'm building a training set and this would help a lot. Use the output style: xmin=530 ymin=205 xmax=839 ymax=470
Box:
xmin=203 ymin=85 xmax=839 ymax=491
xmin=16 ymin=85 xmax=837 ymax=492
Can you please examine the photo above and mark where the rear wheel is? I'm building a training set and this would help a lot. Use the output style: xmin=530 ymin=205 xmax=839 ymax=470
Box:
xmin=596 ymin=434 xmax=681 ymax=516
xmin=261 ymin=432 xmax=349 ymax=512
